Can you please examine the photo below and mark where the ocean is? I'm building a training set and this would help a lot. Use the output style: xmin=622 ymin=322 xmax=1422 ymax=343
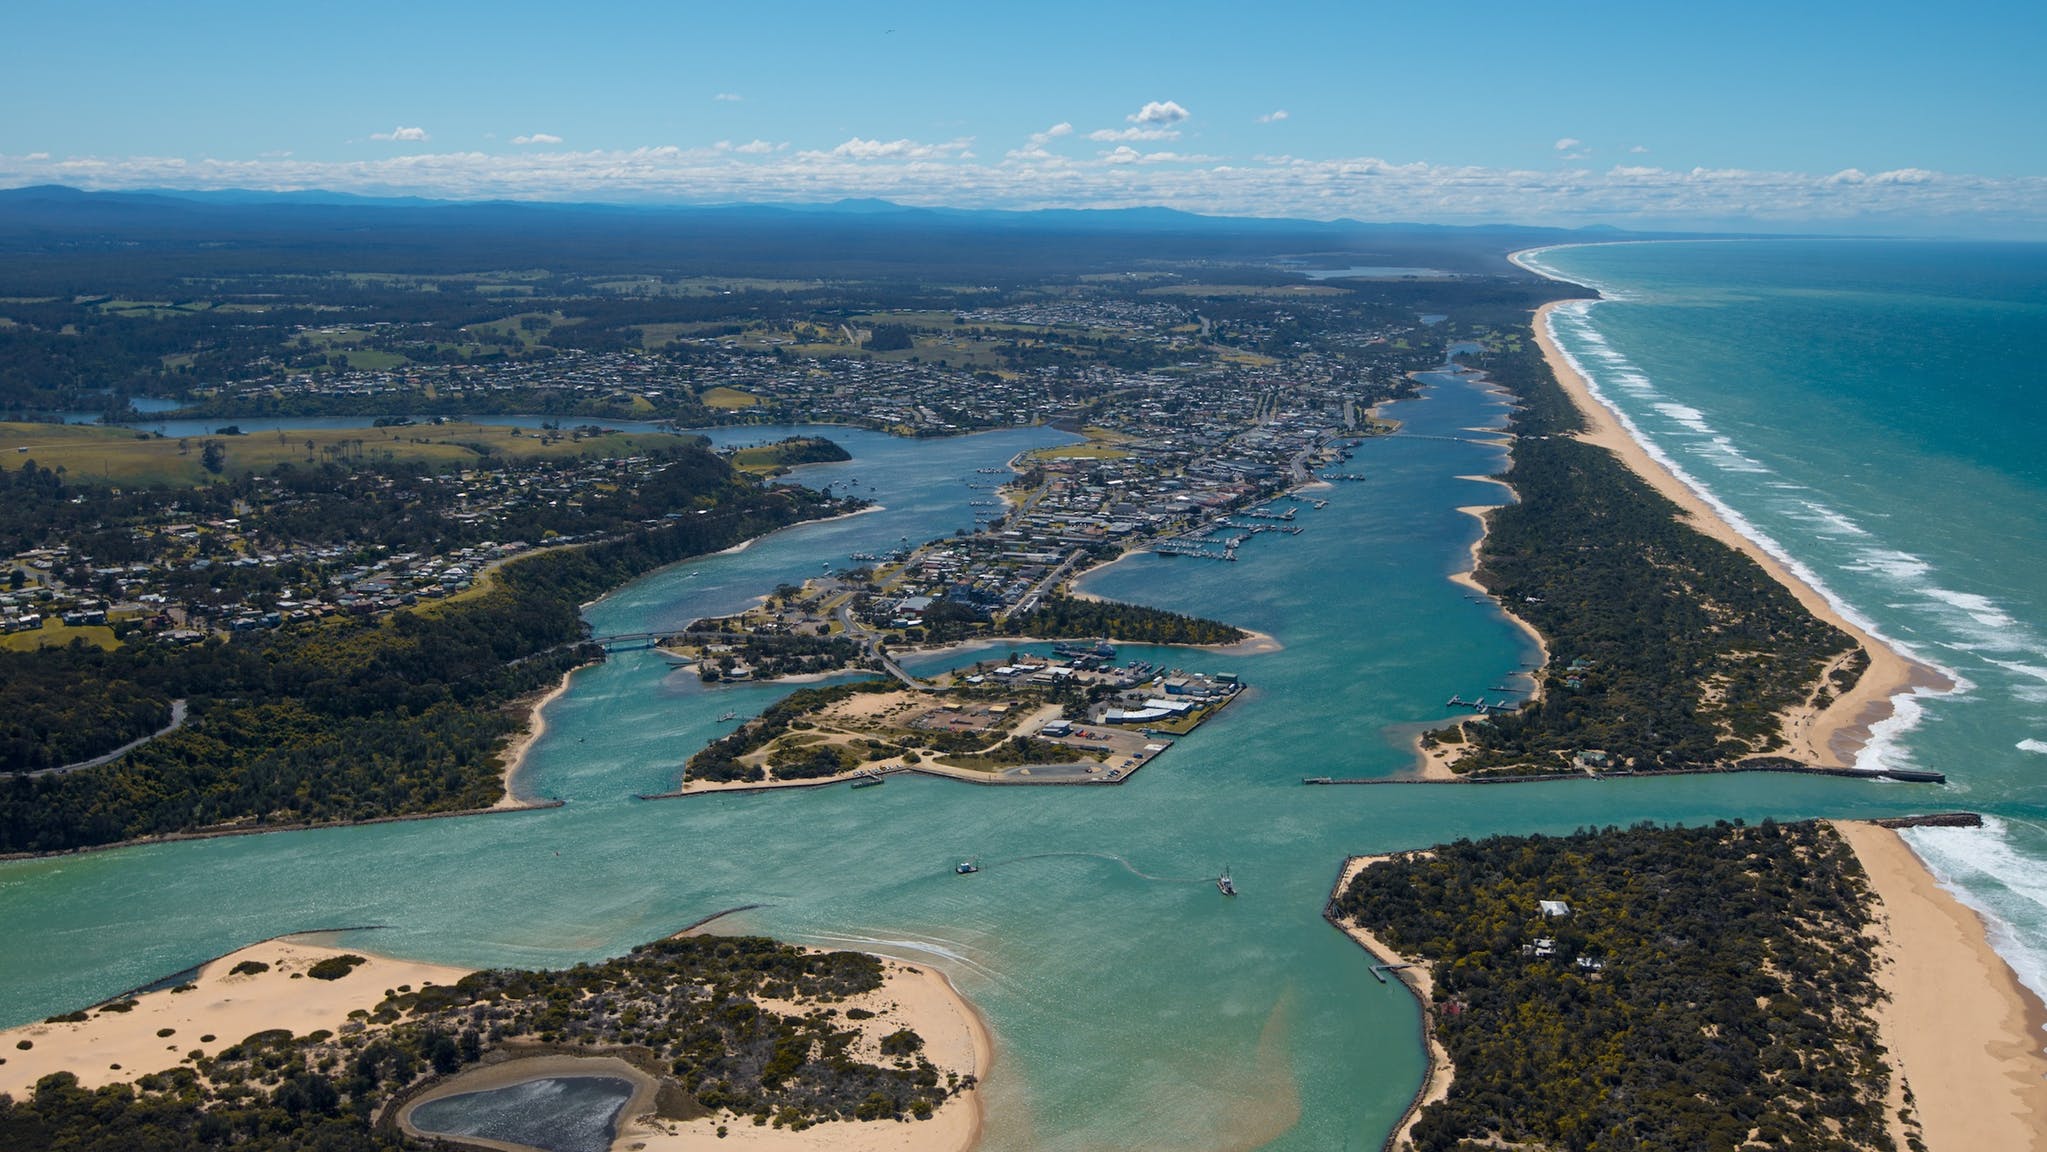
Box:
xmin=1 ymin=240 xmax=2041 ymax=1148
xmin=1523 ymin=239 xmax=2047 ymax=1003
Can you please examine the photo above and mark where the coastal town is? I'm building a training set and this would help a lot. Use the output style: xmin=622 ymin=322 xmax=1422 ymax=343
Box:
xmin=4 ymin=280 xmax=1439 ymax=657
xmin=2 ymin=441 xmax=727 ymax=644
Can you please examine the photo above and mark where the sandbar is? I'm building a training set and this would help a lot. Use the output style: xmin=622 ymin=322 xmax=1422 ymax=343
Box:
xmin=1832 ymin=821 xmax=2047 ymax=1151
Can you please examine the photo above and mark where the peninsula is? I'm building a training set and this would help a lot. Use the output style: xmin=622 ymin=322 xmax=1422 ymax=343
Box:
xmin=0 ymin=930 xmax=988 ymax=1152
xmin=1415 ymin=271 xmax=1949 ymax=780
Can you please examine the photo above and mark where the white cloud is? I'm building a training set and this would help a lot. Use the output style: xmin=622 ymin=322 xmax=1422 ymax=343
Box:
xmin=512 ymin=133 xmax=564 ymax=146
xmin=1129 ymin=100 xmax=1190 ymax=126
xmin=1099 ymin=147 xmax=1217 ymax=165
xmin=4 ymin=148 xmax=2040 ymax=237
xmin=1628 ymin=144 xmax=1650 ymax=154
xmin=1008 ymin=123 xmax=1077 ymax=161
xmin=716 ymin=139 xmax=780 ymax=155
xmin=370 ymin=126 xmax=430 ymax=142
xmin=714 ymin=92 xmax=743 ymax=102
xmin=1258 ymin=110 xmax=1290 ymax=123
xmin=1089 ymin=126 xmax=1179 ymax=142
xmin=1554 ymin=137 xmax=1582 ymax=152
xmin=822 ymin=136 xmax=973 ymax=160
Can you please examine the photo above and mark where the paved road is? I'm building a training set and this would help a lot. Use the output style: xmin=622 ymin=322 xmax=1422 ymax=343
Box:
xmin=28 ymin=698 xmax=189 ymax=776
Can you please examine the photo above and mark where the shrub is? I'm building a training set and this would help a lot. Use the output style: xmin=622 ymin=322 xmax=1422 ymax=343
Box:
xmin=306 ymin=954 xmax=367 ymax=981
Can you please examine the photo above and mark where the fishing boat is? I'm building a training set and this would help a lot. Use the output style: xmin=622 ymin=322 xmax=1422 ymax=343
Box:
xmin=1216 ymin=866 xmax=1237 ymax=896
xmin=955 ymin=859 xmax=979 ymax=874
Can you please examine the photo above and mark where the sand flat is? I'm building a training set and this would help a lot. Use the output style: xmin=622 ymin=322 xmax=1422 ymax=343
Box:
xmin=0 ymin=936 xmax=472 ymax=1096
xmin=1833 ymin=821 xmax=2047 ymax=1151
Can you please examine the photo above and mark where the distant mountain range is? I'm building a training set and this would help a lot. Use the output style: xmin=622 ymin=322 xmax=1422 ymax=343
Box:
xmin=0 ymin=184 xmax=1721 ymax=280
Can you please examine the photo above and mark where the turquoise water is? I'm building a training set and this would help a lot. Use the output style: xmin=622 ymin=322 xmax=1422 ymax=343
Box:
xmin=0 ymin=251 xmax=2028 ymax=1147
xmin=1524 ymin=239 xmax=2047 ymax=1003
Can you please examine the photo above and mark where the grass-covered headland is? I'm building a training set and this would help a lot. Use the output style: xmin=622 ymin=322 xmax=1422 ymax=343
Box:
xmin=1332 ymin=820 xmax=1912 ymax=1152
xmin=0 ymin=935 xmax=969 ymax=1151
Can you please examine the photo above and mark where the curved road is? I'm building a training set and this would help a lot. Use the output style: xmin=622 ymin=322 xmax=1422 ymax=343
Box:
xmin=30 ymin=698 xmax=189 ymax=776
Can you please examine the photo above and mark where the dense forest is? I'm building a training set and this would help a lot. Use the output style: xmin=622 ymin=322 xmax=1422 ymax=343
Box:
xmin=1333 ymin=821 xmax=1908 ymax=1152
xmin=1430 ymin=336 xmax=1859 ymax=773
xmin=0 ymin=934 xmax=969 ymax=1151
xmin=0 ymin=448 xmax=855 ymax=854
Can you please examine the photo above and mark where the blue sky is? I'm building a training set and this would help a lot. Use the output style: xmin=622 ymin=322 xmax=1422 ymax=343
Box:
xmin=5 ymin=1 xmax=2044 ymax=234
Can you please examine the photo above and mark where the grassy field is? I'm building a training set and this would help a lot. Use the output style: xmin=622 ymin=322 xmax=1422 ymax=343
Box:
xmin=1028 ymin=426 xmax=1133 ymax=461
xmin=338 ymin=348 xmax=408 ymax=370
xmin=0 ymin=422 xmax=693 ymax=487
xmin=1214 ymin=347 xmax=1280 ymax=367
xmin=0 ymin=622 xmax=120 ymax=652
xmin=699 ymin=386 xmax=762 ymax=409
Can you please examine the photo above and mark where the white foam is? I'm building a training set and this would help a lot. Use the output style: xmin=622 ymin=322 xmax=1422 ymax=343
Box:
xmin=1846 ymin=548 xmax=1932 ymax=580
xmin=1983 ymin=659 xmax=2047 ymax=704
xmin=1851 ymin=684 xmax=1936 ymax=774
xmin=2018 ymin=738 xmax=2047 ymax=755
xmin=1654 ymin=402 xmax=1712 ymax=432
xmin=1923 ymin=587 xmax=2018 ymax=630
xmin=1900 ymin=816 xmax=2047 ymax=1011
xmin=1792 ymin=501 xmax=1869 ymax=537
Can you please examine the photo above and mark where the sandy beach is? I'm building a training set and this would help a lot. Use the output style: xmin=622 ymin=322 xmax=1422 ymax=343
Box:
xmin=1328 ymin=854 xmax=1450 ymax=1151
xmin=497 ymin=666 xmax=583 ymax=806
xmin=1833 ymin=821 xmax=2047 ymax=1151
xmin=1523 ymin=293 xmax=1951 ymax=766
xmin=0 ymin=935 xmax=473 ymax=1097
